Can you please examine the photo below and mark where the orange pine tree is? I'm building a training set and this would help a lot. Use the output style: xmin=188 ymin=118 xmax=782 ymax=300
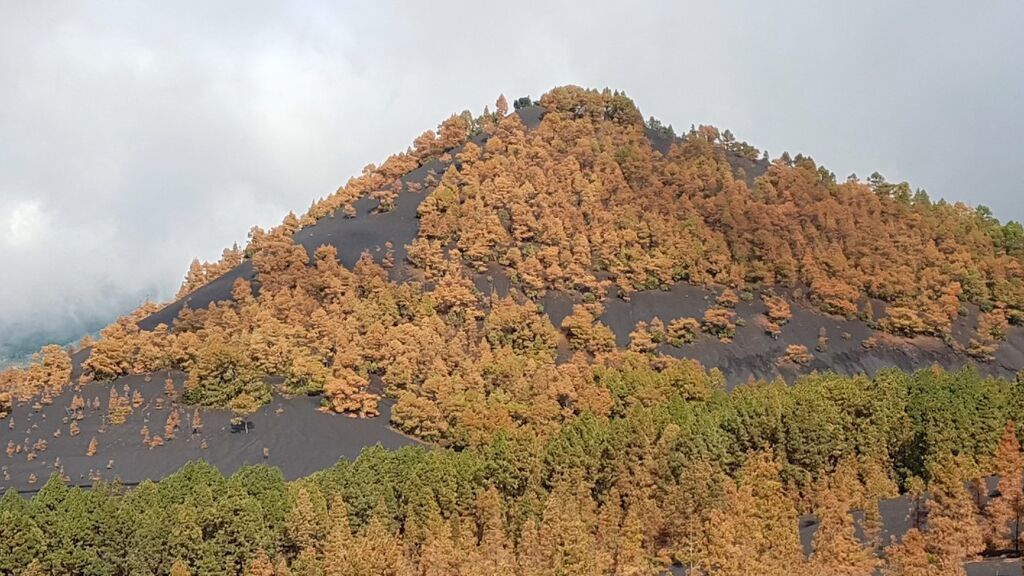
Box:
xmin=986 ymin=421 xmax=1023 ymax=552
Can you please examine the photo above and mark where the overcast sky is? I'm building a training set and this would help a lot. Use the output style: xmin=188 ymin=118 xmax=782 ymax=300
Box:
xmin=2 ymin=1 xmax=1022 ymax=360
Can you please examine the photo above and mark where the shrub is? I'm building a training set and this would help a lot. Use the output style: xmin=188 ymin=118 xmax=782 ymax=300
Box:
xmin=702 ymin=307 xmax=737 ymax=342
xmin=782 ymin=345 xmax=813 ymax=365
xmin=667 ymin=317 xmax=701 ymax=346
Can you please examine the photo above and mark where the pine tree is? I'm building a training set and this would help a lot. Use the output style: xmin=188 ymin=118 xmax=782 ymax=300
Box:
xmin=107 ymin=384 xmax=131 ymax=425
xmin=515 ymin=517 xmax=546 ymax=576
xmin=881 ymin=529 xmax=934 ymax=576
xmin=696 ymin=450 xmax=803 ymax=576
xmin=285 ymin=483 xmax=327 ymax=557
xmin=416 ymin=514 xmax=459 ymax=576
xmin=927 ymin=454 xmax=984 ymax=572
xmin=346 ymin=503 xmax=412 ymax=576
xmin=0 ymin=505 xmax=45 ymax=574
xmin=807 ymin=484 xmax=878 ymax=576
xmin=244 ymin=550 xmax=275 ymax=576
xmin=169 ymin=559 xmax=192 ymax=576
xmin=662 ymin=460 xmax=724 ymax=566
xmin=537 ymin=479 xmax=598 ymax=576
xmin=628 ymin=321 xmax=656 ymax=353
xmin=327 ymin=495 xmax=351 ymax=543
xmin=860 ymin=454 xmax=899 ymax=544
xmin=986 ymin=421 xmax=1023 ymax=552
xmin=474 ymin=486 xmax=514 ymax=575
xmin=699 ymin=482 xmax=746 ymax=576
xmin=594 ymin=487 xmax=624 ymax=574
xmin=323 ymin=496 xmax=352 ymax=576
xmin=165 ymin=408 xmax=180 ymax=440
xmin=617 ymin=503 xmax=655 ymax=576
xmin=291 ymin=547 xmax=323 ymax=576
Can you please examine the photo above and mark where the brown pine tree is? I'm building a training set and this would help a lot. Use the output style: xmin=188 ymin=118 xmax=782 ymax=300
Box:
xmin=285 ymin=483 xmax=328 ymax=556
xmin=323 ymin=496 xmax=352 ymax=576
xmin=986 ymin=421 xmax=1023 ymax=552
xmin=662 ymin=460 xmax=724 ymax=566
xmin=416 ymin=514 xmax=460 ymax=576
xmin=244 ymin=550 xmax=275 ymax=576
xmin=617 ymin=503 xmax=655 ymax=576
xmin=169 ymin=559 xmax=191 ymax=576
xmin=881 ymin=529 xmax=934 ymax=576
xmin=165 ymin=408 xmax=180 ymax=440
xmin=537 ymin=479 xmax=598 ymax=576
xmin=21 ymin=560 xmax=46 ymax=576
xmin=291 ymin=547 xmax=323 ymax=576
xmin=345 ymin=504 xmax=412 ymax=576
xmin=473 ymin=486 xmax=514 ymax=575
xmin=515 ymin=517 xmax=546 ymax=576
xmin=696 ymin=450 xmax=804 ymax=576
xmin=594 ymin=487 xmax=624 ymax=574
xmin=807 ymin=484 xmax=878 ymax=576
xmin=927 ymin=454 xmax=984 ymax=572
xmin=107 ymin=385 xmax=131 ymax=425
xmin=628 ymin=321 xmax=656 ymax=353
xmin=191 ymin=408 xmax=202 ymax=434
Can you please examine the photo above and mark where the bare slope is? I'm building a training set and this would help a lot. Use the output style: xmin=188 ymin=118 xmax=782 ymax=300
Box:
xmin=1 ymin=371 xmax=414 ymax=494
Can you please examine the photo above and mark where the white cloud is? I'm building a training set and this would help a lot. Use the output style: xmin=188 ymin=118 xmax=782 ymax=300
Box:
xmin=5 ymin=201 xmax=48 ymax=247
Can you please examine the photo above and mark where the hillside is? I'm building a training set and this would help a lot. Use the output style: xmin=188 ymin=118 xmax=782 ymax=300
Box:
xmin=57 ymin=87 xmax=1024 ymax=407
xmin=2 ymin=86 xmax=1024 ymax=575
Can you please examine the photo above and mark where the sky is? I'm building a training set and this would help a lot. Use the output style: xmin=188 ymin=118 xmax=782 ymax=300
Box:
xmin=1 ymin=1 xmax=1022 ymax=360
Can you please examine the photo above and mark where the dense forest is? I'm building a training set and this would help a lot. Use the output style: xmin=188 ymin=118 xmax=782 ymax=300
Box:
xmin=2 ymin=86 xmax=1024 ymax=574
xmin=2 ymin=366 xmax=1024 ymax=575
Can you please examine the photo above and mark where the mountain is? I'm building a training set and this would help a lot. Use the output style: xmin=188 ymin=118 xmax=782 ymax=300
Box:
xmin=1 ymin=86 xmax=1023 ymax=575
xmin=75 ymin=86 xmax=1024 ymax=395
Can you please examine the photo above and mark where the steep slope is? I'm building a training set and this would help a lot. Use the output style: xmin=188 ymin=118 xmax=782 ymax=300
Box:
xmin=127 ymin=94 xmax=1023 ymax=389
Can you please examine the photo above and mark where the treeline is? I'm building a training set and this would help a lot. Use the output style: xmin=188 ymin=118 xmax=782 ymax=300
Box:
xmin=2 ymin=365 xmax=1023 ymax=575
